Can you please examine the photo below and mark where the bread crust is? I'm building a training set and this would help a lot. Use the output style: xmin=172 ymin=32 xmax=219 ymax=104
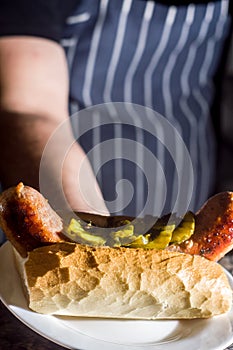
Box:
xmin=15 ymin=242 xmax=232 ymax=319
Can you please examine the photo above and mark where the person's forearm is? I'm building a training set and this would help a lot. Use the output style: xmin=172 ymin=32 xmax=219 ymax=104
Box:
xmin=0 ymin=111 xmax=52 ymax=190
xmin=0 ymin=37 xmax=108 ymax=214
xmin=0 ymin=110 xmax=108 ymax=214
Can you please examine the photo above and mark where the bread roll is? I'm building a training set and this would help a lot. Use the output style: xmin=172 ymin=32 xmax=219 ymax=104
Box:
xmin=14 ymin=242 xmax=232 ymax=319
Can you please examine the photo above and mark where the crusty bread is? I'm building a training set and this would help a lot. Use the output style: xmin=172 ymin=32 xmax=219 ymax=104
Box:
xmin=13 ymin=242 xmax=232 ymax=319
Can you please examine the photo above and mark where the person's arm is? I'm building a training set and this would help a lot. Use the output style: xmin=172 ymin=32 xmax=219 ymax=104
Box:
xmin=0 ymin=36 xmax=108 ymax=214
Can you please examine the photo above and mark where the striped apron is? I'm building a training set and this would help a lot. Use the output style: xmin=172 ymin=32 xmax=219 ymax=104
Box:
xmin=61 ymin=0 xmax=231 ymax=217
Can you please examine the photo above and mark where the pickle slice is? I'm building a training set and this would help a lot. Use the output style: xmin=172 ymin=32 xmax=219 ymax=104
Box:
xmin=126 ymin=224 xmax=176 ymax=249
xmin=124 ymin=234 xmax=150 ymax=248
xmin=111 ymin=224 xmax=134 ymax=239
xmin=111 ymin=223 xmax=135 ymax=246
xmin=66 ymin=212 xmax=195 ymax=249
xmin=66 ymin=218 xmax=106 ymax=246
xmin=143 ymin=224 xmax=176 ymax=249
xmin=170 ymin=211 xmax=195 ymax=244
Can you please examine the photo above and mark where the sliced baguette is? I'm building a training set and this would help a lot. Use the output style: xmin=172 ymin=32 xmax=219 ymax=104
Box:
xmin=13 ymin=242 xmax=232 ymax=319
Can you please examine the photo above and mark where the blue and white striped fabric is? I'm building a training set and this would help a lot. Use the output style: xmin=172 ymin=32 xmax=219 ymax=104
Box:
xmin=61 ymin=0 xmax=231 ymax=217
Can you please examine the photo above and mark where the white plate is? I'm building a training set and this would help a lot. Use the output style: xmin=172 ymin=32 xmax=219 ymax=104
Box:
xmin=1 ymin=241 xmax=233 ymax=350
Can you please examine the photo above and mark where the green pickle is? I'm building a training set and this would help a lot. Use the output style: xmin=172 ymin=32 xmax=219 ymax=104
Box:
xmin=170 ymin=211 xmax=195 ymax=244
xmin=111 ymin=224 xmax=134 ymax=239
xmin=66 ymin=212 xmax=195 ymax=249
xmin=111 ymin=223 xmax=135 ymax=246
xmin=126 ymin=224 xmax=175 ymax=249
xmin=67 ymin=218 xmax=106 ymax=246
xmin=124 ymin=234 xmax=150 ymax=248
xmin=143 ymin=224 xmax=176 ymax=249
